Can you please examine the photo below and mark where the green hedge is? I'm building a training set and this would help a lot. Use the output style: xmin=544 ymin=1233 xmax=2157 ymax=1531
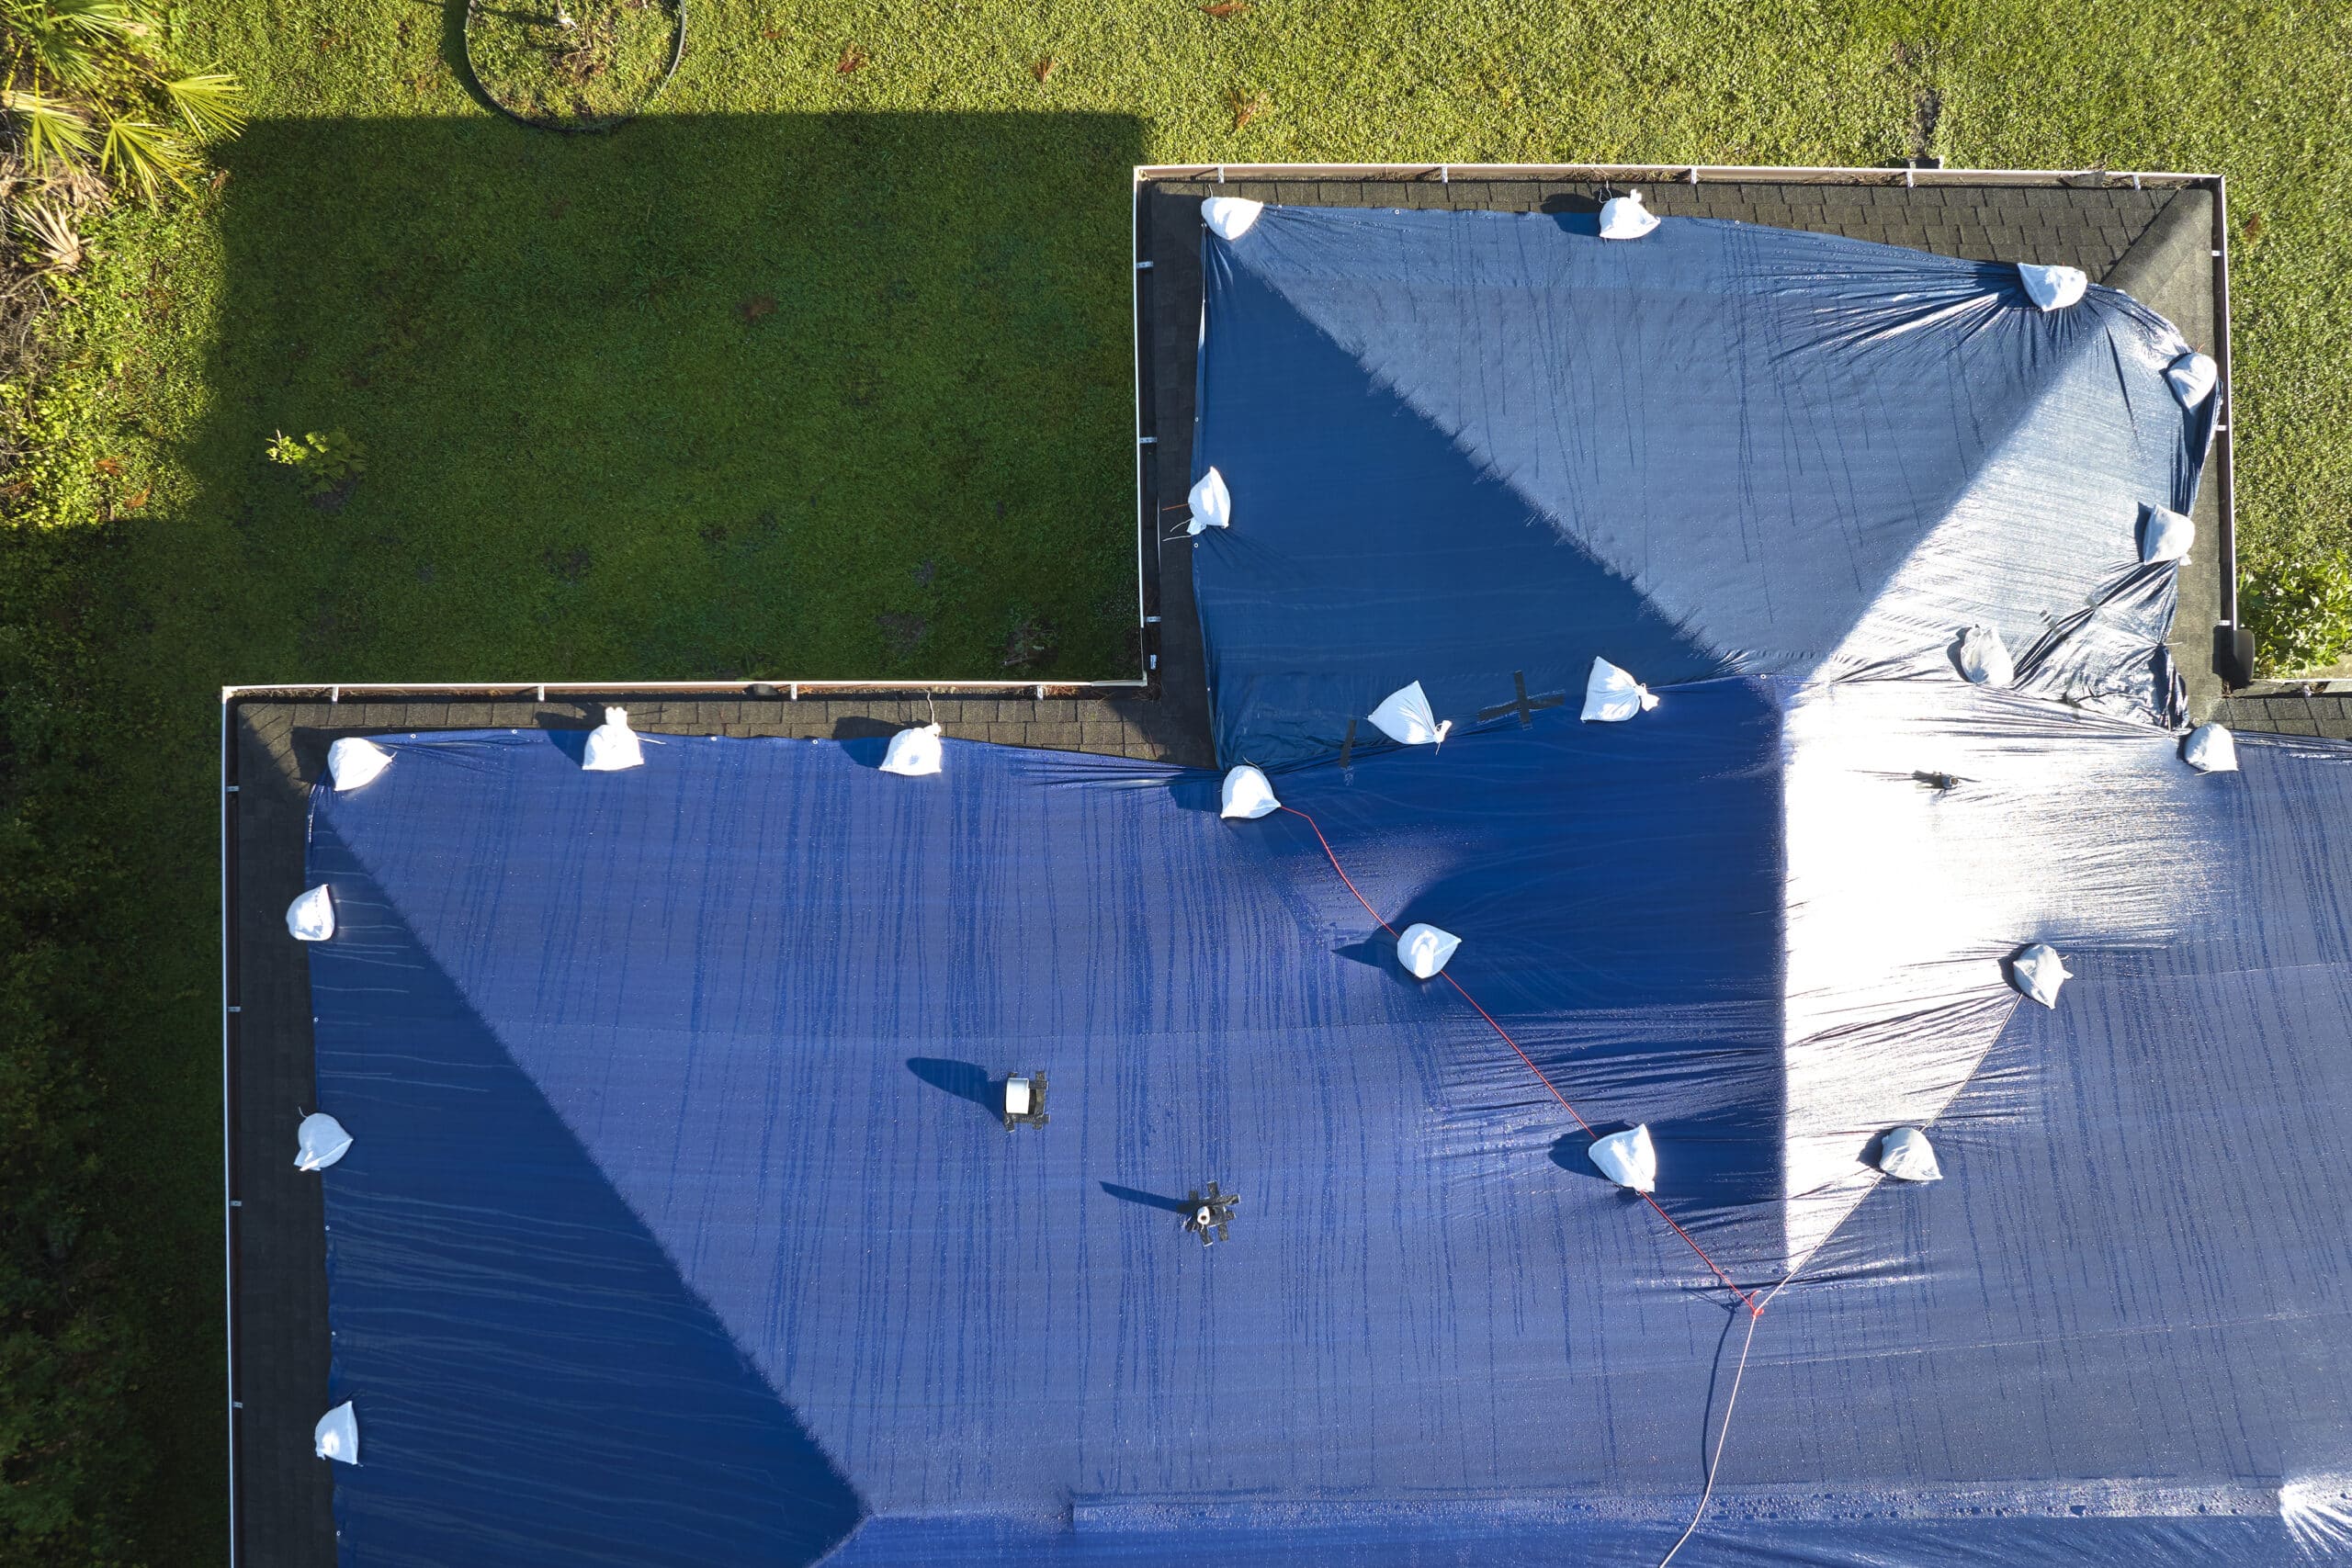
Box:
xmin=0 ymin=526 xmax=154 ymax=1568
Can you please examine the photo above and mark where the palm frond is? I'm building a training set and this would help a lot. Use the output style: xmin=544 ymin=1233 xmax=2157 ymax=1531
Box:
xmin=12 ymin=197 xmax=83 ymax=270
xmin=3 ymin=89 xmax=96 ymax=171
xmin=97 ymin=110 xmax=188 ymax=201
xmin=161 ymin=72 xmax=244 ymax=141
xmin=45 ymin=0 xmax=144 ymax=41
xmin=13 ymin=0 xmax=143 ymax=89
xmin=39 ymin=159 xmax=108 ymax=209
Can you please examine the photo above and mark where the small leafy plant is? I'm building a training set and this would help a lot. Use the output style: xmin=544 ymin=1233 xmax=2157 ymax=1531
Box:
xmin=1000 ymin=604 xmax=1057 ymax=669
xmin=266 ymin=427 xmax=366 ymax=498
xmin=2245 ymin=548 xmax=2352 ymax=677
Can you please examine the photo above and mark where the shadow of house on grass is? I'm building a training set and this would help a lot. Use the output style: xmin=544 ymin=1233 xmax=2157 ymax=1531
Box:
xmin=194 ymin=111 xmax=1146 ymax=682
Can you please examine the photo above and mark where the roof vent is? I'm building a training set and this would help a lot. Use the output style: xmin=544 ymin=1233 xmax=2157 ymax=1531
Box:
xmin=1002 ymin=1072 xmax=1048 ymax=1130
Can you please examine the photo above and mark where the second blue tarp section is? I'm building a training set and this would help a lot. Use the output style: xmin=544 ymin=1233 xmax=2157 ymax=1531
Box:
xmin=306 ymin=711 xmax=2352 ymax=1565
xmin=1190 ymin=204 xmax=2209 ymax=763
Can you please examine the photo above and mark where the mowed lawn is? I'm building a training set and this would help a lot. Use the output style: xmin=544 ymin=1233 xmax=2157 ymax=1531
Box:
xmin=9 ymin=0 xmax=2347 ymax=1560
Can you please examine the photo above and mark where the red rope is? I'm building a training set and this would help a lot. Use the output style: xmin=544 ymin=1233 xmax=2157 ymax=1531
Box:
xmin=1278 ymin=805 xmax=1760 ymax=1314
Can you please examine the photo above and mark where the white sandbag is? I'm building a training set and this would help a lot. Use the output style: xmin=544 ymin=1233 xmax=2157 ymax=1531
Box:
xmin=880 ymin=722 xmax=944 ymax=777
xmin=327 ymin=737 xmax=392 ymax=792
xmin=2165 ymin=350 xmax=2218 ymax=408
xmin=1396 ymin=922 xmax=1460 ymax=980
xmin=2009 ymin=942 xmax=2073 ymax=1008
xmin=582 ymin=706 xmax=644 ymax=772
xmin=1875 ymin=1126 xmax=1943 ymax=1183
xmin=1367 ymin=682 xmax=1451 ymax=747
xmin=1954 ymin=625 xmax=2014 ymax=688
xmin=314 ymin=1401 xmax=359 ymax=1464
xmin=2017 ymin=262 xmax=2087 ymax=311
xmin=1598 ymin=190 xmax=1659 ymax=241
xmin=2141 ymin=504 xmax=2195 ymax=564
xmin=1187 ymin=467 xmax=1232 ymax=536
xmin=286 ymin=884 xmax=335 ymax=942
xmin=2183 ymin=722 xmax=2239 ymax=773
xmin=295 ymin=1111 xmax=353 ymax=1172
xmin=1201 ymin=196 xmax=1263 ymax=242
xmin=1219 ymin=764 xmax=1281 ymax=820
xmin=1589 ymin=1124 xmax=1657 ymax=1193
xmin=1580 ymin=657 xmax=1658 ymax=723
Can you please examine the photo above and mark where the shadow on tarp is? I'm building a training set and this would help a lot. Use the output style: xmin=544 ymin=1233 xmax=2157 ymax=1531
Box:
xmin=191 ymin=108 xmax=1145 ymax=681
xmin=1271 ymin=683 xmax=1789 ymax=1246
xmin=1099 ymin=1181 xmax=1193 ymax=1215
xmin=309 ymin=816 xmax=864 ymax=1567
xmin=909 ymin=1055 xmax=1000 ymax=1114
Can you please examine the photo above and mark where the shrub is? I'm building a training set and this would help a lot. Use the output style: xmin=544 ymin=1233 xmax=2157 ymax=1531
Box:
xmin=266 ymin=427 xmax=365 ymax=498
xmin=0 ymin=525 xmax=153 ymax=1567
xmin=2244 ymin=549 xmax=2352 ymax=677
xmin=0 ymin=1 xmax=246 ymax=203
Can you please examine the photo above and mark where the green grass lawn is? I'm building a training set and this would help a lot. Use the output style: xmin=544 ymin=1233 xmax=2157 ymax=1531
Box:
xmin=6 ymin=1 xmax=2348 ymax=1561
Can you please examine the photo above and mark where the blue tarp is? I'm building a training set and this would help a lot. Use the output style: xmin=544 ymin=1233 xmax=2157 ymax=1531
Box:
xmin=295 ymin=203 xmax=2352 ymax=1567
xmin=1189 ymin=204 xmax=2209 ymax=764
xmin=307 ymin=710 xmax=2352 ymax=1566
